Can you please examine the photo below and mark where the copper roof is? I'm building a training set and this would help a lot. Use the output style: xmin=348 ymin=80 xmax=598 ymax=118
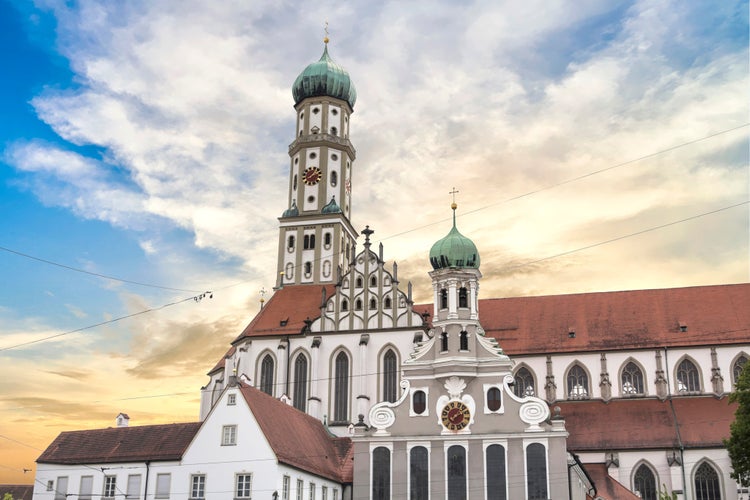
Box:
xmin=239 ymin=383 xmax=353 ymax=483
xmin=582 ymin=463 xmax=641 ymax=500
xmin=557 ymin=396 xmax=736 ymax=451
xmin=36 ymin=422 xmax=201 ymax=464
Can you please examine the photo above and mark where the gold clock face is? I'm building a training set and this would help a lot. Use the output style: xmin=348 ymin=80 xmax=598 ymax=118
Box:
xmin=303 ymin=167 xmax=322 ymax=186
xmin=441 ymin=400 xmax=471 ymax=431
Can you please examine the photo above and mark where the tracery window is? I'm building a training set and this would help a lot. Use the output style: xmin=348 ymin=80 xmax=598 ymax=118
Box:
xmin=694 ymin=461 xmax=722 ymax=500
xmin=733 ymin=355 xmax=748 ymax=385
xmin=409 ymin=446 xmax=428 ymax=500
xmin=676 ymin=358 xmax=701 ymax=393
xmin=514 ymin=367 xmax=536 ymax=397
xmin=486 ymin=444 xmax=507 ymax=500
xmin=260 ymin=354 xmax=274 ymax=395
xmin=566 ymin=364 xmax=589 ymax=399
xmin=458 ymin=287 xmax=468 ymax=308
xmin=333 ymin=352 xmax=349 ymax=423
xmin=293 ymin=354 xmax=308 ymax=412
xmin=447 ymin=445 xmax=466 ymax=500
xmin=526 ymin=443 xmax=548 ymax=500
xmin=622 ymin=361 xmax=645 ymax=395
xmin=372 ymin=447 xmax=390 ymax=500
xmin=633 ymin=463 xmax=657 ymax=500
xmin=382 ymin=350 xmax=398 ymax=403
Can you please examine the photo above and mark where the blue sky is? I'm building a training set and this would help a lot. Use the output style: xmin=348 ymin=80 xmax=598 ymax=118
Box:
xmin=1 ymin=0 xmax=748 ymax=482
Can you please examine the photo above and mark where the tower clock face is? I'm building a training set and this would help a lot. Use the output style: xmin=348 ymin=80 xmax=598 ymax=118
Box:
xmin=303 ymin=167 xmax=322 ymax=186
xmin=441 ymin=400 xmax=471 ymax=431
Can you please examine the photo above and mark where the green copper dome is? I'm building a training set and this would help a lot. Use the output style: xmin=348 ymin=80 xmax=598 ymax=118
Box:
xmin=321 ymin=196 xmax=342 ymax=214
xmin=429 ymin=206 xmax=480 ymax=270
xmin=292 ymin=45 xmax=357 ymax=108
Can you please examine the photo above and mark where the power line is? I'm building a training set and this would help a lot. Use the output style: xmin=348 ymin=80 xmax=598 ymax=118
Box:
xmin=0 ymin=245 xmax=205 ymax=293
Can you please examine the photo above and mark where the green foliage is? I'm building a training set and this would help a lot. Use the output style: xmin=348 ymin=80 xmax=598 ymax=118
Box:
xmin=658 ymin=484 xmax=677 ymax=500
xmin=726 ymin=365 xmax=750 ymax=487
xmin=3 ymin=493 xmax=14 ymax=500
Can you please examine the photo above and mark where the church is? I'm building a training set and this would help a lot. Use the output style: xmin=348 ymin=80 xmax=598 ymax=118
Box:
xmin=34 ymin=40 xmax=749 ymax=500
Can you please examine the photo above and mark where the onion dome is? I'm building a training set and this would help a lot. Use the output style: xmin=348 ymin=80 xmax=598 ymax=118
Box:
xmin=282 ymin=200 xmax=299 ymax=217
xmin=292 ymin=44 xmax=357 ymax=109
xmin=429 ymin=203 xmax=480 ymax=270
xmin=321 ymin=196 xmax=342 ymax=214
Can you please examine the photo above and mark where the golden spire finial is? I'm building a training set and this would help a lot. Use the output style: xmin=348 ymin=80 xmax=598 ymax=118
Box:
xmin=324 ymin=21 xmax=329 ymax=44
xmin=449 ymin=187 xmax=459 ymax=210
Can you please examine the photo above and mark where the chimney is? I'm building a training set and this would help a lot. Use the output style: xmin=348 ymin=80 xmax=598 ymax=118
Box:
xmin=116 ymin=413 xmax=130 ymax=427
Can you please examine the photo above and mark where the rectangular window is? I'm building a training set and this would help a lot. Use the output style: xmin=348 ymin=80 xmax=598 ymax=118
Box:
xmin=228 ymin=393 xmax=236 ymax=405
xmin=126 ymin=474 xmax=141 ymax=499
xmin=282 ymin=476 xmax=290 ymax=500
xmin=321 ymin=486 xmax=327 ymax=500
xmin=296 ymin=479 xmax=304 ymax=500
xmin=155 ymin=473 xmax=171 ymax=499
xmin=236 ymin=474 xmax=252 ymax=499
xmin=222 ymin=424 xmax=237 ymax=445
xmin=54 ymin=477 xmax=68 ymax=500
xmin=332 ymin=490 xmax=338 ymax=500
xmin=103 ymin=476 xmax=117 ymax=499
xmin=190 ymin=474 xmax=206 ymax=499
xmin=46 ymin=481 xmax=53 ymax=492
xmin=309 ymin=482 xmax=315 ymax=500
xmin=79 ymin=476 xmax=93 ymax=500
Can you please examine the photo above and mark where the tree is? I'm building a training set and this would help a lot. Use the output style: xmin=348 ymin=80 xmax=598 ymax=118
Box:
xmin=3 ymin=493 xmax=14 ymax=500
xmin=726 ymin=364 xmax=750 ymax=487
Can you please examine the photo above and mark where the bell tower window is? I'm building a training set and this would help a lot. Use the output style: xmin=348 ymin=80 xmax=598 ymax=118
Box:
xmin=458 ymin=287 xmax=468 ymax=308
xmin=440 ymin=289 xmax=448 ymax=309
xmin=440 ymin=332 xmax=448 ymax=352
xmin=304 ymin=234 xmax=316 ymax=250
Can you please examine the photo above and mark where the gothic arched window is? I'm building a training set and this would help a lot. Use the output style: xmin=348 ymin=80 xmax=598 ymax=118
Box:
xmin=341 ymin=299 xmax=348 ymax=312
xmin=369 ymin=298 xmax=377 ymax=310
xmin=260 ymin=354 xmax=274 ymax=396
xmin=355 ymin=299 xmax=363 ymax=311
xmin=733 ymin=355 xmax=748 ymax=385
xmin=694 ymin=462 xmax=722 ymax=500
xmin=526 ymin=443 xmax=548 ymax=500
xmin=383 ymin=350 xmax=398 ymax=403
xmin=447 ymin=445 xmax=466 ymax=499
xmin=566 ymin=364 xmax=589 ymax=400
xmin=677 ymin=358 xmax=701 ymax=393
xmin=293 ymin=354 xmax=308 ymax=412
xmin=486 ymin=444 xmax=507 ymax=500
xmin=633 ymin=463 xmax=657 ymax=500
xmin=514 ymin=367 xmax=536 ymax=397
xmin=333 ymin=352 xmax=349 ymax=423
xmin=410 ymin=446 xmax=429 ymax=500
xmin=458 ymin=287 xmax=468 ymax=308
xmin=370 ymin=276 xmax=377 ymax=287
xmin=372 ymin=447 xmax=390 ymax=500
xmin=384 ymin=297 xmax=392 ymax=309
xmin=356 ymin=277 xmax=363 ymax=288
xmin=622 ymin=361 xmax=645 ymax=396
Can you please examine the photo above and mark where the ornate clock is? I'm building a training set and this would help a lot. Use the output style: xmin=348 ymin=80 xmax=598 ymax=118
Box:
xmin=303 ymin=166 xmax=322 ymax=186
xmin=441 ymin=400 xmax=471 ymax=431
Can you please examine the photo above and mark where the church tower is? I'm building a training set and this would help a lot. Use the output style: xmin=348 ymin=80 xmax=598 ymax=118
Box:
xmin=276 ymin=38 xmax=358 ymax=287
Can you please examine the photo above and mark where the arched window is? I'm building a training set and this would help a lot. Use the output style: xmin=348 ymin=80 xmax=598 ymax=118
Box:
xmin=293 ymin=354 xmax=308 ymax=412
xmin=384 ymin=297 xmax=392 ymax=309
xmin=333 ymin=352 xmax=349 ymax=423
xmin=526 ymin=443 xmax=547 ymax=500
xmin=412 ymin=390 xmax=426 ymax=415
xmin=304 ymin=262 xmax=312 ymax=275
xmin=694 ymin=461 xmax=722 ymax=500
xmin=733 ymin=355 xmax=748 ymax=385
xmin=370 ymin=276 xmax=377 ymax=287
xmin=622 ymin=361 xmax=645 ymax=395
xmin=341 ymin=299 xmax=348 ymax=311
xmin=370 ymin=298 xmax=377 ymax=310
xmin=514 ymin=367 xmax=535 ymax=397
xmin=330 ymin=171 xmax=338 ymax=187
xmin=372 ymin=447 xmax=390 ymax=500
xmin=324 ymin=232 xmax=331 ymax=247
xmin=440 ymin=332 xmax=448 ymax=352
xmin=677 ymin=358 xmax=701 ymax=393
xmin=447 ymin=445 xmax=466 ymax=499
xmin=355 ymin=299 xmax=363 ymax=311
xmin=409 ymin=446 xmax=429 ymax=500
xmin=458 ymin=287 xmax=468 ymax=308
xmin=486 ymin=444 xmax=507 ymax=500
xmin=356 ymin=277 xmax=363 ymax=288
xmin=633 ymin=463 xmax=657 ymax=500
xmin=260 ymin=354 xmax=274 ymax=396
xmin=303 ymin=234 xmax=311 ymax=249
xmin=330 ymin=126 xmax=338 ymax=136
xmin=567 ymin=364 xmax=589 ymax=399
xmin=383 ymin=350 xmax=398 ymax=403
xmin=287 ymin=235 xmax=295 ymax=250
xmin=440 ymin=289 xmax=448 ymax=309
xmin=486 ymin=387 xmax=502 ymax=412
xmin=459 ymin=331 xmax=469 ymax=351
xmin=293 ymin=174 xmax=297 ymax=190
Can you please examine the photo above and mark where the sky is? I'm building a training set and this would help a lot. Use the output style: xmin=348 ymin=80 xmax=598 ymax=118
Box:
xmin=1 ymin=0 xmax=748 ymax=484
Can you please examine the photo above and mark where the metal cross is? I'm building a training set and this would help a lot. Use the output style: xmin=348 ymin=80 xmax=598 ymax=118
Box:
xmin=449 ymin=187 xmax=459 ymax=203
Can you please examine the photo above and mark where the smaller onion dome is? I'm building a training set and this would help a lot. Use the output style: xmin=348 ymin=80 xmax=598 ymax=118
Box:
xmin=429 ymin=203 xmax=480 ymax=270
xmin=282 ymin=200 xmax=299 ymax=217
xmin=292 ymin=44 xmax=357 ymax=109
xmin=321 ymin=196 xmax=342 ymax=214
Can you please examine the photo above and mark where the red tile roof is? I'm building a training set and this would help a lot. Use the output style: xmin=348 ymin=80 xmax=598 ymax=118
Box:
xmin=0 ymin=485 xmax=33 ymax=500
xmin=478 ymin=283 xmax=750 ymax=354
xmin=239 ymin=383 xmax=352 ymax=483
xmin=557 ymin=396 xmax=737 ymax=451
xmin=582 ymin=463 xmax=641 ymax=500
xmin=36 ymin=422 xmax=201 ymax=464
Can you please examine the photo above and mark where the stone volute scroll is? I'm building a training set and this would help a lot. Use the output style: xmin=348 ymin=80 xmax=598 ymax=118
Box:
xmin=368 ymin=379 xmax=410 ymax=436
